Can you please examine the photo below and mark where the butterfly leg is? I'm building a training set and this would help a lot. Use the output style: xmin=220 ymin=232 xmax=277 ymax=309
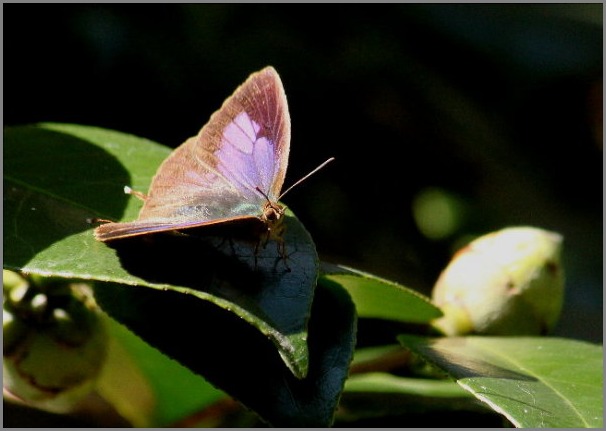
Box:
xmin=271 ymin=223 xmax=291 ymax=272
xmin=124 ymin=186 xmax=148 ymax=201
xmin=253 ymin=236 xmax=290 ymax=272
xmin=87 ymin=217 xmax=114 ymax=224
xmin=261 ymin=226 xmax=272 ymax=249
xmin=276 ymin=236 xmax=291 ymax=272
xmin=251 ymin=225 xmax=271 ymax=269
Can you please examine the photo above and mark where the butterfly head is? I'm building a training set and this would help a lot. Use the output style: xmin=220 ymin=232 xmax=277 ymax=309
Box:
xmin=255 ymin=186 xmax=285 ymax=224
xmin=262 ymin=200 xmax=285 ymax=224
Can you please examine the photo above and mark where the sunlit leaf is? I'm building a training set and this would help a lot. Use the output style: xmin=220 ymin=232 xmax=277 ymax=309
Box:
xmin=4 ymin=123 xmax=317 ymax=378
xmin=398 ymin=335 xmax=603 ymax=428
xmin=4 ymin=123 xmax=356 ymax=425
xmin=98 ymin=315 xmax=226 ymax=427
xmin=320 ymin=263 xmax=441 ymax=323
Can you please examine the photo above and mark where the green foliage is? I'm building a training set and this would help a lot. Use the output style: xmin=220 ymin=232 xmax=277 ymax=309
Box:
xmin=4 ymin=123 xmax=602 ymax=427
xmin=398 ymin=336 xmax=603 ymax=428
xmin=320 ymin=263 xmax=442 ymax=323
xmin=98 ymin=316 xmax=226 ymax=427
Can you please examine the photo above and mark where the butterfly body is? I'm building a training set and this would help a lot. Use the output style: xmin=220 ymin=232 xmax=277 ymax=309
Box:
xmin=94 ymin=67 xmax=291 ymax=247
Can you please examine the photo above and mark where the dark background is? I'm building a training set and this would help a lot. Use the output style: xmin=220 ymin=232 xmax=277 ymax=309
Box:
xmin=5 ymin=4 xmax=602 ymax=342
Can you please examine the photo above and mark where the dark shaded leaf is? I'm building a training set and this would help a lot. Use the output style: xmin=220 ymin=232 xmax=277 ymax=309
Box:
xmin=94 ymin=280 xmax=356 ymax=426
xmin=4 ymin=123 xmax=318 ymax=378
xmin=4 ymin=122 xmax=355 ymax=426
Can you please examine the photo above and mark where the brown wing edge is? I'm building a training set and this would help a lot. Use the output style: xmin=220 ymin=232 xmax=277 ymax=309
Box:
xmin=93 ymin=215 xmax=261 ymax=242
xmin=137 ymin=66 xmax=291 ymax=219
xmin=94 ymin=67 xmax=291 ymax=242
xmin=197 ymin=66 xmax=291 ymax=198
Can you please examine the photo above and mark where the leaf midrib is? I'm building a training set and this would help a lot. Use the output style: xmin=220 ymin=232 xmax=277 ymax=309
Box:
xmin=469 ymin=340 xmax=590 ymax=427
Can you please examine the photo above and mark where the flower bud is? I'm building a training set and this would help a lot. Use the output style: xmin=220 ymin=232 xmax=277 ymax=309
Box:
xmin=431 ymin=227 xmax=564 ymax=336
xmin=3 ymin=271 xmax=108 ymax=413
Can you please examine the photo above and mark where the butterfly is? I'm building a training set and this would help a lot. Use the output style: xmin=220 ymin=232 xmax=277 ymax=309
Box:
xmin=94 ymin=66 xmax=332 ymax=268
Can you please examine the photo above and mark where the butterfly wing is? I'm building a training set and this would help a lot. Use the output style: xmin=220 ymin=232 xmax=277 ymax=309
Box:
xmin=95 ymin=66 xmax=291 ymax=242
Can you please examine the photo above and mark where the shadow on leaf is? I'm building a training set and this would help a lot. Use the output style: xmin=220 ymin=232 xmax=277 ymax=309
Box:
xmin=4 ymin=125 xmax=130 ymax=268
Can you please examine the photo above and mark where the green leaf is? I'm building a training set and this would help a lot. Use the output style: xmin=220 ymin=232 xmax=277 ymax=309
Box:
xmin=94 ymin=279 xmax=356 ymax=426
xmin=337 ymin=345 xmax=484 ymax=423
xmin=340 ymin=372 xmax=480 ymax=421
xmin=344 ymin=372 xmax=470 ymax=398
xmin=4 ymin=123 xmax=169 ymax=273
xmin=319 ymin=263 xmax=442 ymax=323
xmin=398 ymin=335 xmax=604 ymax=428
xmin=98 ymin=315 xmax=226 ymax=427
xmin=4 ymin=123 xmax=317 ymax=379
xmin=3 ymin=123 xmax=356 ymax=425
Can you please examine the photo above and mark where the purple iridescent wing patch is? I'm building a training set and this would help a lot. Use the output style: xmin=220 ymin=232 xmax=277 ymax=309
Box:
xmin=95 ymin=66 xmax=291 ymax=241
xmin=216 ymin=112 xmax=280 ymax=202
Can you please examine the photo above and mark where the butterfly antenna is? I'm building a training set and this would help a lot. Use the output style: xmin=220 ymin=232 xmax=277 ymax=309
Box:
xmin=255 ymin=186 xmax=272 ymax=204
xmin=278 ymin=157 xmax=335 ymax=200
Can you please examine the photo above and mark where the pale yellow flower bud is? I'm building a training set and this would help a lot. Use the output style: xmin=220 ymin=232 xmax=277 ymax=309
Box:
xmin=431 ymin=227 xmax=564 ymax=336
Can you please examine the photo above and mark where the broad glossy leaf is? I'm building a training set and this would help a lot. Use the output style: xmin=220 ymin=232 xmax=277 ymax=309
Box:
xmin=4 ymin=123 xmax=317 ymax=377
xmin=337 ymin=345 xmax=485 ymax=423
xmin=4 ymin=123 xmax=317 ymax=378
xmin=98 ymin=315 xmax=226 ymax=427
xmin=94 ymin=279 xmax=356 ymax=426
xmin=319 ymin=263 xmax=442 ymax=323
xmin=398 ymin=335 xmax=603 ymax=428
